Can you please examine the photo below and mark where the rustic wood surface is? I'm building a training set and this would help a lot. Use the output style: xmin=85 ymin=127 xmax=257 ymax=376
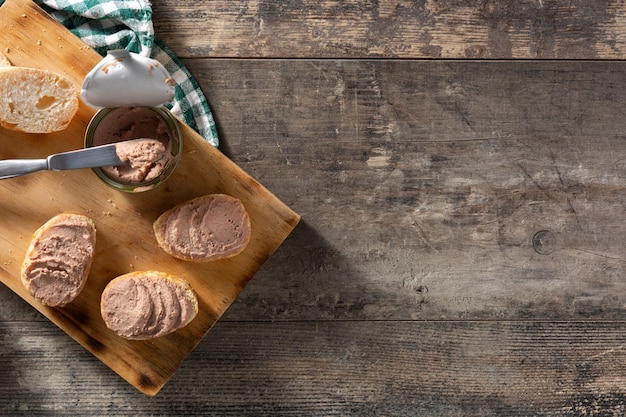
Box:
xmin=2 ymin=0 xmax=626 ymax=415
xmin=151 ymin=0 xmax=626 ymax=59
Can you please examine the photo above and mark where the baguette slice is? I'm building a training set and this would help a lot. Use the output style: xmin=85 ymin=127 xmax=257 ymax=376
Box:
xmin=21 ymin=213 xmax=96 ymax=307
xmin=153 ymin=194 xmax=252 ymax=262
xmin=0 ymin=67 xmax=78 ymax=133
xmin=101 ymin=271 xmax=198 ymax=340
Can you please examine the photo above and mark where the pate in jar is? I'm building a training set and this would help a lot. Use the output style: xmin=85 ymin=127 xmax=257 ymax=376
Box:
xmin=81 ymin=50 xmax=181 ymax=192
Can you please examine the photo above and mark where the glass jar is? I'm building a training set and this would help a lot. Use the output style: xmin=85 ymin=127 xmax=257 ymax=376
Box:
xmin=84 ymin=106 xmax=182 ymax=193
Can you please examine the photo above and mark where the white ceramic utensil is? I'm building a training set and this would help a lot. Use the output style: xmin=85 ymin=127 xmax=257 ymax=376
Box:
xmin=80 ymin=49 xmax=175 ymax=109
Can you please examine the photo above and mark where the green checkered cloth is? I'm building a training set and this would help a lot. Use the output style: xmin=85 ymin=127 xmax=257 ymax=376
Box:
xmin=32 ymin=0 xmax=219 ymax=147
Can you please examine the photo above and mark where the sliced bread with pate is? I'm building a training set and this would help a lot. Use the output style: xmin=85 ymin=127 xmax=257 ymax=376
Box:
xmin=0 ymin=67 xmax=78 ymax=133
xmin=21 ymin=213 xmax=96 ymax=307
xmin=153 ymin=194 xmax=252 ymax=262
xmin=101 ymin=271 xmax=198 ymax=340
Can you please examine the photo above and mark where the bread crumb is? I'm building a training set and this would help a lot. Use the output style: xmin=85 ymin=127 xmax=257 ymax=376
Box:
xmin=102 ymin=211 xmax=112 ymax=216
xmin=5 ymin=47 xmax=10 ymax=54
xmin=37 ymin=40 xmax=42 ymax=46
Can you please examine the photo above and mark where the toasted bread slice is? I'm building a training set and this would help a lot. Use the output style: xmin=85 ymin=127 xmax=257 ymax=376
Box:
xmin=0 ymin=67 xmax=78 ymax=133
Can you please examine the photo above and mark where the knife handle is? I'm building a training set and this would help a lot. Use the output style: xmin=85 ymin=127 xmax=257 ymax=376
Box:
xmin=0 ymin=159 xmax=48 ymax=179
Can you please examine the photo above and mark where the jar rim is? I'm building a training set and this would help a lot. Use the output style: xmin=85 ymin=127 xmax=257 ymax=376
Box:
xmin=84 ymin=106 xmax=183 ymax=193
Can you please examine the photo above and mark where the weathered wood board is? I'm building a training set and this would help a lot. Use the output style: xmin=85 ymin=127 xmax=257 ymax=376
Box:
xmin=151 ymin=0 xmax=626 ymax=59
xmin=0 ymin=0 xmax=299 ymax=396
xmin=2 ymin=320 xmax=626 ymax=416
xmin=2 ymin=0 xmax=626 ymax=413
xmin=184 ymin=59 xmax=626 ymax=322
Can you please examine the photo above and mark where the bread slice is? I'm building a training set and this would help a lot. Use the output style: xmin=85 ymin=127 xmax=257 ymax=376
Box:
xmin=21 ymin=213 xmax=96 ymax=307
xmin=101 ymin=271 xmax=198 ymax=340
xmin=0 ymin=67 xmax=78 ymax=133
xmin=153 ymin=194 xmax=252 ymax=262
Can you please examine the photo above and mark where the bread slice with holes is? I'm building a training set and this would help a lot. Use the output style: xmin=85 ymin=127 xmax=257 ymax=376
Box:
xmin=0 ymin=67 xmax=78 ymax=133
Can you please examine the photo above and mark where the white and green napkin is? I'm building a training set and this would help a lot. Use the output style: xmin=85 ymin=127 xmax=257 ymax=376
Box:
xmin=33 ymin=0 xmax=219 ymax=147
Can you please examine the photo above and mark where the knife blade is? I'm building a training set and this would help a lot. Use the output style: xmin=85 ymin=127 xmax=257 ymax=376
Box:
xmin=0 ymin=140 xmax=139 ymax=179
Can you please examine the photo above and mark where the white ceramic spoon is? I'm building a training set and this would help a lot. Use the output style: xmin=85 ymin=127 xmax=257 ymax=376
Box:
xmin=81 ymin=49 xmax=175 ymax=108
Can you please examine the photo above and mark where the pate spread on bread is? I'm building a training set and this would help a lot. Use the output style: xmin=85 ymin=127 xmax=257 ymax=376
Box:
xmin=21 ymin=213 xmax=96 ymax=307
xmin=153 ymin=194 xmax=252 ymax=262
xmin=0 ymin=67 xmax=78 ymax=133
xmin=100 ymin=271 xmax=198 ymax=340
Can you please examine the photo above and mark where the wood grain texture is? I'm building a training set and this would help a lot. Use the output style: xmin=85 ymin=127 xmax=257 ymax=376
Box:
xmin=182 ymin=59 xmax=626 ymax=321
xmin=150 ymin=0 xmax=626 ymax=59
xmin=1 ymin=0 xmax=626 ymax=414
xmin=1 ymin=321 xmax=626 ymax=416
xmin=0 ymin=0 xmax=298 ymax=396
xmin=0 ymin=53 xmax=624 ymax=411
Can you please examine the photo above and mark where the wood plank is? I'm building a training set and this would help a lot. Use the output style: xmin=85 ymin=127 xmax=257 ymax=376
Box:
xmin=181 ymin=59 xmax=626 ymax=321
xmin=150 ymin=0 xmax=626 ymax=59
xmin=1 ymin=320 xmax=625 ymax=415
xmin=0 ymin=59 xmax=624 ymax=323
xmin=4 ymin=0 xmax=626 ymax=413
xmin=0 ymin=0 xmax=299 ymax=395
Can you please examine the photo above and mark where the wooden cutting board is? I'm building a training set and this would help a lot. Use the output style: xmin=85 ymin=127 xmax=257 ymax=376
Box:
xmin=0 ymin=0 xmax=300 ymax=395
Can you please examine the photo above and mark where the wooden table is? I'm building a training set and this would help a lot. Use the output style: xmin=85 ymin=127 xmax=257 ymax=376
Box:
xmin=2 ymin=1 xmax=626 ymax=415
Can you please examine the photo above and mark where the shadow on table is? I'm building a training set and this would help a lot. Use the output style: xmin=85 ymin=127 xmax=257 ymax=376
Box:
xmin=222 ymin=218 xmax=368 ymax=321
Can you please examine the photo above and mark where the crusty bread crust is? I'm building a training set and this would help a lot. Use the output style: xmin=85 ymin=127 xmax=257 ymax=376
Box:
xmin=0 ymin=67 xmax=78 ymax=133
xmin=21 ymin=212 xmax=96 ymax=307
xmin=101 ymin=271 xmax=199 ymax=340
xmin=153 ymin=194 xmax=252 ymax=262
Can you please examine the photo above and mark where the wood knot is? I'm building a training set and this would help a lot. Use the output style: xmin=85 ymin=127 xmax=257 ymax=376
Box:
xmin=532 ymin=230 xmax=556 ymax=255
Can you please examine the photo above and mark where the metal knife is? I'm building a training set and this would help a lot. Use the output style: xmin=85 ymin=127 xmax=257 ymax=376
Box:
xmin=0 ymin=140 xmax=139 ymax=179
